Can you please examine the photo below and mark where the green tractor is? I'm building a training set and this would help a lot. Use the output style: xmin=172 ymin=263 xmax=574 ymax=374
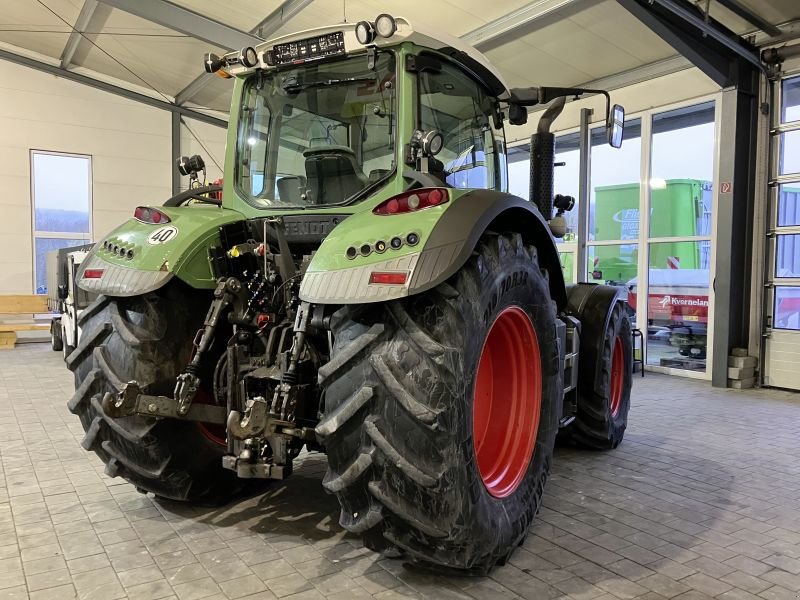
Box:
xmin=68 ymin=15 xmax=633 ymax=573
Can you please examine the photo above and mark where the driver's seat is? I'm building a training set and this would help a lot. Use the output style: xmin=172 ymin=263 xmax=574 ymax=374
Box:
xmin=304 ymin=145 xmax=365 ymax=204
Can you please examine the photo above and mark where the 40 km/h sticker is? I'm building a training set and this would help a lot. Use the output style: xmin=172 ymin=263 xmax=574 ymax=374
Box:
xmin=147 ymin=226 xmax=178 ymax=245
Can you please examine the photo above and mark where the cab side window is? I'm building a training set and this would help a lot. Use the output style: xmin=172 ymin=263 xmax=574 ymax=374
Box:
xmin=418 ymin=60 xmax=506 ymax=191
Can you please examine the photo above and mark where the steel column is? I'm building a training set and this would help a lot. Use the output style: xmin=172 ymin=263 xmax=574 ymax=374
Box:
xmin=171 ymin=112 xmax=181 ymax=196
xmin=711 ymin=84 xmax=760 ymax=386
xmin=576 ymin=108 xmax=592 ymax=283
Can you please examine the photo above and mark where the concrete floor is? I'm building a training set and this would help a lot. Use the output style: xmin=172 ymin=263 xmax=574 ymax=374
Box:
xmin=1 ymin=344 xmax=800 ymax=600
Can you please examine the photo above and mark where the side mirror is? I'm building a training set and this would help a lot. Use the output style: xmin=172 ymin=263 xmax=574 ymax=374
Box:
xmin=607 ymin=104 xmax=625 ymax=148
xmin=57 ymin=284 xmax=68 ymax=300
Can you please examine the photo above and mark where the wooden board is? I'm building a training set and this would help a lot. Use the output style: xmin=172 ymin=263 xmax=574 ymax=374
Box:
xmin=0 ymin=295 xmax=49 ymax=315
xmin=0 ymin=331 xmax=16 ymax=349
xmin=0 ymin=323 xmax=50 ymax=332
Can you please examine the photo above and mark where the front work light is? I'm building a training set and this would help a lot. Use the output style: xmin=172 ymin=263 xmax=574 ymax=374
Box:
xmin=204 ymin=52 xmax=225 ymax=74
xmin=355 ymin=20 xmax=375 ymax=44
xmin=240 ymin=46 xmax=259 ymax=68
xmin=375 ymin=14 xmax=397 ymax=38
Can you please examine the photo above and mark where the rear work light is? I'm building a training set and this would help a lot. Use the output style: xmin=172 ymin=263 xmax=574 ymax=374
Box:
xmin=369 ymin=272 xmax=408 ymax=285
xmin=134 ymin=206 xmax=171 ymax=224
xmin=82 ymin=269 xmax=104 ymax=279
xmin=372 ymin=188 xmax=448 ymax=215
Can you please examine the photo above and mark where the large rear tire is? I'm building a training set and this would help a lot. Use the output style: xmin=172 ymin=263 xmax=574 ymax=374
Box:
xmin=568 ymin=301 xmax=632 ymax=449
xmin=318 ymin=233 xmax=561 ymax=573
xmin=67 ymin=283 xmax=239 ymax=503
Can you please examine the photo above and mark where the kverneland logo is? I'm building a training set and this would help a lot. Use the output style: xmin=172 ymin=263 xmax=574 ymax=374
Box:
xmin=658 ymin=295 xmax=709 ymax=307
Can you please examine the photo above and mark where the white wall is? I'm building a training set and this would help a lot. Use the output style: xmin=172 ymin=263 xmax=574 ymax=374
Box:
xmin=0 ymin=59 xmax=173 ymax=293
xmin=179 ymin=117 xmax=227 ymax=190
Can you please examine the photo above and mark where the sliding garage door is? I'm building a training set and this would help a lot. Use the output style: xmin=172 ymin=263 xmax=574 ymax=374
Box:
xmin=764 ymin=75 xmax=800 ymax=389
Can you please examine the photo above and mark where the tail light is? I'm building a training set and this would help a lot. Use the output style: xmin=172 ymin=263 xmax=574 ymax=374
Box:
xmin=373 ymin=188 xmax=448 ymax=216
xmin=369 ymin=272 xmax=408 ymax=285
xmin=82 ymin=269 xmax=104 ymax=279
xmin=134 ymin=206 xmax=171 ymax=224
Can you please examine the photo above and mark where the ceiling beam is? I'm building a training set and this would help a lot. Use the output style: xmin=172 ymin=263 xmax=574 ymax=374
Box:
xmin=174 ymin=0 xmax=314 ymax=106
xmin=0 ymin=47 xmax=226 ymax=128
xmin=714 ymin=0 xmax=782 ymax=38
xmin=462 ymin=0 xmax=581 ymax=48
xmin=59 ymin=0 xmax=99 ymax=69
xmin=617 ymin=0 xmax=761 ymax=88
xmin=96 ymin=0 xmax=261 ymax=50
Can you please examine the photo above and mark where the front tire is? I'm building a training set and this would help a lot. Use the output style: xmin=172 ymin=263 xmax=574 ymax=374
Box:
xmin=318 ymin=233 xmax=561 ymax=573
xmin=568 ymin=301 xmax=633 ymax=449
xmin=67 ymin=283 xmax=239 ymax=503
xmin=50 ymin=319 xmax=63 ymax=352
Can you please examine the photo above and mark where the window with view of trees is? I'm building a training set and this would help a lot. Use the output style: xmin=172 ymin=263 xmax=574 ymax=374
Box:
xmin=30 ymin=151 xmax=92 ymax=294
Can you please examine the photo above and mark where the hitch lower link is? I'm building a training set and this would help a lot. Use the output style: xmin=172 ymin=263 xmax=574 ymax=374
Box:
xmin=102 ymin=382 xmax=226 ymax=424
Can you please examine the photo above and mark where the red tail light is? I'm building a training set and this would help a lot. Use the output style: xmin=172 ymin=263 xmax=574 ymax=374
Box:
xmin=82 ymin=269 xmax=104 ymax=279
xmin=134 ymin=206 xmax=171 ymax=224
xmin=373 ymin=188 xmax=448 ymax=215
xmin=369 ymin=272 xmax=408 ymax=285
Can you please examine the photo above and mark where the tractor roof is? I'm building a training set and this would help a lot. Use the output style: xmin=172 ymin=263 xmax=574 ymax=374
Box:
xmin=219 ymin=16 xmax=510 ymax=98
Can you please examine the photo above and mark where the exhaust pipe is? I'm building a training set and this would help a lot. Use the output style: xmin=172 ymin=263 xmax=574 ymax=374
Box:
xmin=529 ymin=96 xmax=566 ymax=222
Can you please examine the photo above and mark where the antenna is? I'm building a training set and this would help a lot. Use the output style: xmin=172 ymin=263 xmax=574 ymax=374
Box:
xmin=343 ymin=0 xmax=347 ymax=22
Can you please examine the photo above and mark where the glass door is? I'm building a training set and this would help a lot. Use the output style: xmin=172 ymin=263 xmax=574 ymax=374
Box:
xmin=645 ymin=102 xmax=716 ymax=374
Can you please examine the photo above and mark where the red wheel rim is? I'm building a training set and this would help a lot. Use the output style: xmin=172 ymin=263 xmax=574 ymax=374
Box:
xmin=473 ymin=306 xmax=541 ymax=499
xmin=194 ymin=387 xmax=227 ymax=446
xmin=609 ymin=335 xmax=624 ymax=417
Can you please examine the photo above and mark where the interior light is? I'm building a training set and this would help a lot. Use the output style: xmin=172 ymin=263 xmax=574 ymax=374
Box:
xmin=355 ymin=21 xmax=375 ymax=45
xmin=240 ymin=46 xmax=259 ymax=68
xmin=247 ymin=136 xmax=257 ymax=146
xmin=374 ymin=14 xmax=397 ymax=38
xmin=649 ymin=177 xmax=667 ymax=190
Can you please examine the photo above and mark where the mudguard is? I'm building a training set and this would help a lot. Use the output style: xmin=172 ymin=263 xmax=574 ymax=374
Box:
xmin=78 ymin=205 xmax=244 ymax=297
xmin=299 ymin=189 xmax=567 ymax=308
xmin=566 ymin=282 xmax=629 ymax=390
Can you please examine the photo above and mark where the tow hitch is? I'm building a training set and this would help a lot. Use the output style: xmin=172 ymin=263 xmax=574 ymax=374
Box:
xmin=102 ymin=382 xmax=227 ymax=424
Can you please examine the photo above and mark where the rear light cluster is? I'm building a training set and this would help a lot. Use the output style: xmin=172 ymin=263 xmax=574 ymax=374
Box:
xmin=134 ymin=206 xmax=171 ymax=224
xmin=102 ymin=239 xmax=135 ymax=260
xmin=372 ymin=188 xmax=448 ymax=215
xmin=346 ymin=232 xmax=418 ymax=260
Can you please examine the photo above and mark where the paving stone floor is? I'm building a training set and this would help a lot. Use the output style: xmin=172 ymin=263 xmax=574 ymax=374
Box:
xmin=1 ymin=343 xmax=800 ymax=600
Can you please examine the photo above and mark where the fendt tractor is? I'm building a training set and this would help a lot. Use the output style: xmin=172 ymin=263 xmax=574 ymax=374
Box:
xmin=68 ymin=15 xmax=633 ymax=573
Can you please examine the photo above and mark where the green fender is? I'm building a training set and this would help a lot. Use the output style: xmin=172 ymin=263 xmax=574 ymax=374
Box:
xmin=299 ymin=189 xmax=568 ymax=308
xmin=78 ymin=205 xmax=244 ymax=297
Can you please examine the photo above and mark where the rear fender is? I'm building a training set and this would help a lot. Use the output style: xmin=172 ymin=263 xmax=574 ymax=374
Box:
xmin=78 ymin=206 xmax=244 ymax=297
xmin=299 ymin=190 xmax=567 ymax=307
xmin=566 ymin=283 xmax=628 ymax=390
xmin=412 ymin=190 xmax=567 ymax=308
